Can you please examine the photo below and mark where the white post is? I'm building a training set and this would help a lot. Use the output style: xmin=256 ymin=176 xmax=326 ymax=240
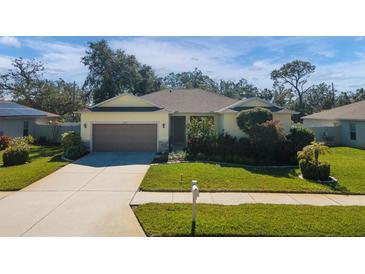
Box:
xmin=191 ymin=180 xmax=199 ymax=235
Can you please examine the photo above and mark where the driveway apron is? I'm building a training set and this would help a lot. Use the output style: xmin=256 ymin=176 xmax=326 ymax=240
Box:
xmin=0 ymin=152 xmax=154 ymax=236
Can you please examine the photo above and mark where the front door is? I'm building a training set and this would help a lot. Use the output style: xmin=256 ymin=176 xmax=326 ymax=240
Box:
xmin=170 ymin=116 xmax=186 ymax=148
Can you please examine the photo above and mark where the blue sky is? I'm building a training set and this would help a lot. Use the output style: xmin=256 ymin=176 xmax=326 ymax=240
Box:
xmin=1 ymin=36 xmax=365 ymax=91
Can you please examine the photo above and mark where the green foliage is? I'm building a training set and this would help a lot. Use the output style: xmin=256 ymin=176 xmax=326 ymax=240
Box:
xmin=61 ymin=131 xmax=85 ymax=160
xmin=64 ymin=145 xmax=86 ymax=160
xmin=249 ymin=120 xmax=287 ymax=164
xmin=186 ymin=117 xmax=216 ymax=156
xmin=9 ymin=137 xmax=29 ymax=147
xmin=3 ymin=141 xmax=30 ymax=166
xmin=287 ymin=125 xmax=314 ymax=152
xmin=82 ymin=40 xmax=161 ymax=103
xmin=271 ymin=60 xmax=316 ymax=112
xmin=0 ymin=136 xmax=11 ymax=150
xmin=24 ymin=135 xmax=34 ymax=144
xmin=61 ymin=131 xmax=81 ymax=150
xmin=168 ymin=151 xmax=187 ymax=162
xmin=236 ymin=107 xmax=273 ymax=134
xmin=298 ymin=142 xmax=331 ymax=181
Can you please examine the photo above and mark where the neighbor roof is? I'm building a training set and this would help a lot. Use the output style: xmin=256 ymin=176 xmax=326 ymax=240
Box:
xmin=0 ymin=101 xmax=58 ymax=118
xmin=141 ymin=89 xmax=238 ymax=113
xmin=303 ymin=100 xmax=365 ymax=121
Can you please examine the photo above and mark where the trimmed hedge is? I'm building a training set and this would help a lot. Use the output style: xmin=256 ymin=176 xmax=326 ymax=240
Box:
xmin=3 ymin=144 xmax=30 ymax=166
xmin=61 ymin=131 xmax=86 ymax=160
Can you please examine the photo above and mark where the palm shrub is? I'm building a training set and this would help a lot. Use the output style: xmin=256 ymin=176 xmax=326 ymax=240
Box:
xmin=297 ymin=141 xmax=331 ymax=181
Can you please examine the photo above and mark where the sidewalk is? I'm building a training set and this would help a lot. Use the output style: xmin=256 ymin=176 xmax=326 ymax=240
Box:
xmin=130 ymin=192 xmax=365 ymax=206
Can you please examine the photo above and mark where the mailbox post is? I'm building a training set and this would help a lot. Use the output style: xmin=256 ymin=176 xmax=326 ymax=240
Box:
xmin=191 ymin=180 xmax=199 ymax=235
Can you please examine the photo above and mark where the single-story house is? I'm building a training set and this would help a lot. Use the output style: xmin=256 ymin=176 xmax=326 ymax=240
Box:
xmin=80 ymin=89 xmax=296 ymax=152
xmin=303 ymin=100 xmax=365 ymax=148
xmin=0 ymin=101 xmax=59 ymax=137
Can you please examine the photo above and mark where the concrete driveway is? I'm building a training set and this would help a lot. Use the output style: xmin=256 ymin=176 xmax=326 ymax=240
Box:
xmin=0 ymin=152 xmax=154 ymax=236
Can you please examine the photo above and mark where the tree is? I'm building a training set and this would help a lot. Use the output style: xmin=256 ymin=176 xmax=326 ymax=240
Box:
xmin=0 ymin=58 xmax=44 ymax=105
xmin=271 ymin=82 xmax=294 ymax=107
xmin=162 ymin=68 xmax=218 ymax=92
xmin=82 ymin=40 xmax=161 ymax=104
xmin=336 ymin=91 xmax=352 ymax=106
xmin=33 ymin=79 xmax=86 ymax=117
xmin=304 ymin=83 xmax=335 ymax=113
xmin=218 ymin=78 xmax=259 ymax=98
xmin=271 ymin=60 xmax=316 ymax=112
xmin=352 ymin=88 xmax=365 ymax=102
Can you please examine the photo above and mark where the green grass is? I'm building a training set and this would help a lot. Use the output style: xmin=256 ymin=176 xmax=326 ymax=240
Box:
xmin=0 ymin=145 xmax=68 ymax=191
xmin=140 ymin=147 xmax=365 ymax=194
xmin=134 ymin=203 xmax=365 ymax=236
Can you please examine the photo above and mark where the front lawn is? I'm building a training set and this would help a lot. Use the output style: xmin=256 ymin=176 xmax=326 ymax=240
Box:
xmin=0 ymin=145 xmax=67 ymax=191
xmin=140 ymin=147 xmax=365 ymax=194
xmin=134 ymin=203 xmax=365 ymax=236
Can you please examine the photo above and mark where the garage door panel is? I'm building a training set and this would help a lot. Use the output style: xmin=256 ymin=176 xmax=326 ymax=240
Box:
xmin=92 ymin=124 xmax=157 ymax=152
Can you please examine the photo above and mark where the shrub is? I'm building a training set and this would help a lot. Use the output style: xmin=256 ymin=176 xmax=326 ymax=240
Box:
xmin=318 ymin=162 xmax=330 ymax=181
xmin=186 ymin=118 xmax=216 ymax=156
xmin=3 ymin=144 xmax=30 ymax=166
xmin=298 ymin=142 xmax=331 ymax=181
xmin=236 ymin=107 xmax=273 ymax=134
xmin=61 ymin=131 xmax=81 ymax=150
xmin=299 ymin=159 xmax=318 ymax=180
xmin=168 ymin=151 xmax=187 ymax=162
xmin=64 ymin=145 xmax=86 ymax=160
xmin=24 ymin=135 xmax=35 ymax=144
xmin=9 ymin=137 xmax=29 ymax=147
xmin=249 ymin=120 xmax=287 ymax=164
xmin=0 ymin=136 xmax=11 ymax=150
xmin=195 ymin=152 xmax=206 ymax=160
xmin=152 ymin=152 xmax=168 ymax=163
xmin=287 ymin=125 xmax=314 ymax=153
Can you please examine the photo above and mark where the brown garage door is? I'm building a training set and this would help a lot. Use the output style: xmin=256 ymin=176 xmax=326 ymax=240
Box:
xmin=92 ymin=124 xmax=157 ymax=152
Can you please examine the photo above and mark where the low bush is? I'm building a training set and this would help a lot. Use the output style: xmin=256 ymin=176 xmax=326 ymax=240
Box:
xmin=168 ymin=151 xmax=187 ymax=162
xmin=61 ymin=131 xmax=81 ymax=150
xmin=298 ymin=142 xmax=331 ymax=181
xmin=9 ymin=137 xmax=29 ymax=147
xmin=24 ymin=135 xmax=35 ymax=144
xmin=0 ymin=136 xmax=11 ymax=150
xmin=64 ymin=145 xmax=86 ymax=160
xmin=61 ymin=132 xmax=86 ymax=160
xmin=3 ymin=143 xmax=30 ymax=166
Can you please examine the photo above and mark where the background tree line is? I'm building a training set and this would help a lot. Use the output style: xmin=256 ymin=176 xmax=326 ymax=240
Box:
xmin=1 ymin=39 xmax=364 ymax=121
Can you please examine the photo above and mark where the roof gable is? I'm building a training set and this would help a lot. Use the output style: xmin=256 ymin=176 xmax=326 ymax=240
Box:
xmin=92 ymin=93 xmax=162 ymax=108
xmin=218 ymin=97 xmax=281 ymax=112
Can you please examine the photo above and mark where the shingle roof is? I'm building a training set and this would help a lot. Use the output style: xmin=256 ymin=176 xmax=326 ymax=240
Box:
xmin=141 ymin=89 xmax=238 ymax=113
xmin=303 ymin=100 xmax=365 ymax=121
xmin=0 ymin=101 xmax=59 ymax=118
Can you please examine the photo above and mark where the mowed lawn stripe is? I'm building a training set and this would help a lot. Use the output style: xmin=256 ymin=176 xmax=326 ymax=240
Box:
xmin=0 ymin=145 xmax=67 ymax=191
xmin=140 ymin=147 xmax=365 ymax=194
xmin=134 ymin=203 xmax=365 ymax=237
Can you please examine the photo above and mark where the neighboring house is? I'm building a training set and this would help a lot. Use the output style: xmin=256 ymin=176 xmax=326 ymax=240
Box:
xmin=79 ymin=89 xmax=296 ymax=152
xmin=303 ymin=100 xmax=365 ymax=148
xmin=0 ymin=101 xmax=59 ymax=137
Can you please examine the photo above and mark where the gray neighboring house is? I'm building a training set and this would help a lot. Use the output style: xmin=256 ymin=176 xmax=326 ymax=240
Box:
xmin=303 ymin=100 xmax=365 ymax=148
xmin=0 ymin=101 xmax=59 ymax=137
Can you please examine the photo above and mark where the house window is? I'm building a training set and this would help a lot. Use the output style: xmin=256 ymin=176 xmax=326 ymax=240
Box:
xmin=23 ymin=121 xmax=29 ymax=136
xmin=349 ymin=123 xmax=356 ymax=140
xmin=190 ymin=116 xmax=214 ymax=123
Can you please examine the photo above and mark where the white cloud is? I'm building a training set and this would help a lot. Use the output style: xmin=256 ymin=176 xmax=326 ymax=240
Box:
xmin=0 ymin=36 xmax=21 ymax=48
xmin=23 ymin=39 xmax=87 ymax=83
